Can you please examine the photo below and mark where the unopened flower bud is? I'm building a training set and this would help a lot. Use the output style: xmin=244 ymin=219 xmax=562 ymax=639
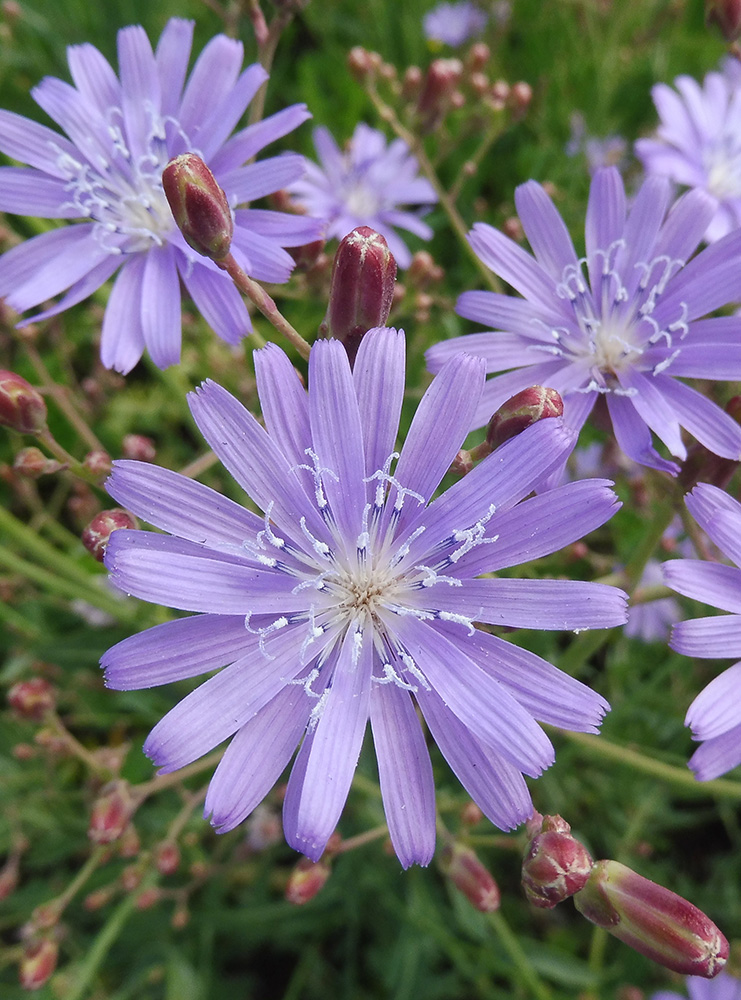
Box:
xmin=122 ymin=433 xmax=156 ymax=462
xmin=347 ymin=46 xmax=376 ymax=80
xmin=81 ymin=508 xmax=138 ymax=562
xmin=0 ymin=371 xmax=47 ymax=434
xmin=162 ymin=153 xmax=233 ymax=262
xmin=136 ymin=887 xmax=161 ymax=910
xmin=8 ymin=678 xmax=55 ymax=721
xmin=510 ymin=81 xmax=533 ymax=115
xmin=402 ymin=65 xmax=423 ymax=98
xmin=154 ymin=841 xmax=180 ymax=876
xmin=440 ymin=843 xmax=501 ymax=913
xmin=417 ymin=58 xmax=464 ymax=132
xmin=522 ymin=814 xmax=593 ymax=909
xmin=573 ymin=859 xmax=729 ymax=978
xmin=707 ymin=0 xmax=741 ymax=39
xmin=13 ymin=447 xmax=62 ymax=478
xmin=285 ymin=857 xmax=331 ymax=905
xmin=19 ymin=939 xmax=58 ymax=991
xmin=321 ymin=227 xmax=397 ymax=366
xmin=486 ymin=385 xmax=563 ymax=452
xmin=83 ymin=449 xmax=112 ymax=478
xmin=88 ymin=780 xmax=136 ymax=844
xmin=466 ymin=42 xmax=490 ymax=70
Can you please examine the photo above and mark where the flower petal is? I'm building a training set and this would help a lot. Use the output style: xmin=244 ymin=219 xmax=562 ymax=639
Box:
xmin=177 ymin=34 xmax=244 ymax=140
xmin=211 ymin=104 xmax=312 ymax=175
xmin=669 ymin=615 xmax=741 ymax=658
xmin=685 ymin=661 xmax=741 ymax=741
xmin=155 ymin=18 xmax=194 ymax=117
xmin=655 ymin=376 xmax=741 ymax=461
xmin=222 ymin=153 xmax=307 ymax=204
xmin=140 ymin=245 xmax=182 ymax=369
xmin=516 ymin=180 xmax=578 ymax=281
xmin=353 ymin=327 xmax=405 ymax=478
xmin=0 ymin=108 xmax=78 ymax=176
xmin=606 ymin=392 xmax=680 ymax=475
xmin=0 ymin=167 xmax=78 ymax=217
xmin=253 ymin=342 xmax=311 ymax=467
xmin=663 ymin=560 xmax=741 ymax=613
xmin=687 ymin=722 xmax=741 ymax=781
xmin=100 ymin=256 xmax=146 ymax=374
xmin=178 ymin=258 xmax=250 ymax=346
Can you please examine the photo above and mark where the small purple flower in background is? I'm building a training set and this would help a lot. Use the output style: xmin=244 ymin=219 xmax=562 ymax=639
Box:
xmin=426 ymin=166 xmax=741 ymax=475
xmin=0 ymin=18 xmax=321 ymax=373
xmin=626 ymin=560 xmax=683 ymax=643
xmin=651 ymin=969 xmax=741 ymax=1000
xmin=664 ymin=482 xmax=741 ymax=780
xmin=635 ymin=69 xmax=741 ymax=242
xmin=423 ymin=1 xmax=489 ymax=47
xmin=288 ymin=124 xmax=437 ymax=268
xmin=566 ymin=112 xmax=628 ymax=176
xmin=101 ymin=327 xmax=627 ymax=866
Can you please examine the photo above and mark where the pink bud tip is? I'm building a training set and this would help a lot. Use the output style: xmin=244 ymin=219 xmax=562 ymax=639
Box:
xmin=521 ymin=814 xmax=593 ymax=909
xmin=162 ymin=153 xmax=233 ymax=261
xmin=0 ymin=371 xmax=47 ymax=435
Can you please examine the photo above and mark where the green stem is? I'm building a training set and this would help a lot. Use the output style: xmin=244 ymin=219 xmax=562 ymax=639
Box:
xmin=0 ymin=598 xmax=40 ymax=639
xmin=562 ymin=731 xmax=741 ymax=801
xmin=0 ymin=505 xmax=104 ymax=592
xmin=486 ymin=910 xmax=553 ymax=1000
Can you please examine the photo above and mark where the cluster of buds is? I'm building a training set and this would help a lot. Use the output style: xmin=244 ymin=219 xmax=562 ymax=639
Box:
xmin=521 ymin=814 xmax=729 ymax=979
xmin=0 ymin=370 xmax=47 ymax=435
xmin=320 ymin=226 xmax=397 ymax=366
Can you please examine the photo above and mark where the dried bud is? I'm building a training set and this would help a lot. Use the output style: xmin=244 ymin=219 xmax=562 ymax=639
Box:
xmin=522 ymin=814 xmax=593 ymax=909
xmin=19 ymin=939 xmax=58 ymax=991
xmin=285 ymin=857 xmax=331 ymax=905
xmin=0 ymin=371 xmax=47 ymax=434
xmin=88 ymin=780 xmax=137 ymax=844
xmin=440 ymin=843 xmax=501 ymax=913
xmin=321 ymin=227 xmax=397 ymax=366
xmin=707 ymin=0 xmax=741 ymax=39
xmin=416 ymin=58 xmax=464 ymax=132
xmin=486 ymin=385 xmax=563 ymax=452
xmin=13 ymin=447 xmax=62 ymax=478
xmin=81 ymin=508 xmax=138 ymax=562
xmin=8 ymin=678 xmax=55 ymax=721
xmin=162 ymin=153 xmax=233 ymax=261
xmin=573 ymin=859 xmax=729 ymax=978
xmin=121 ymin=434 xmax=156 ymax=461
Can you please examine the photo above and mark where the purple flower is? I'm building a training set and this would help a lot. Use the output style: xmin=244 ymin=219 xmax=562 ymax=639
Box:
xmin=426 ymin=166 xmax=741 ymax=475
xmin=423 ymin=2 xmax=488 ymax=46
xmin=0 ymin=18 xmax=321 ymax=373
xmin=652 ymin=970 xmax=741 ymax=1000
xmin=664 ymin=483 xmax=741 ymax=780
xmin=566 ymin=113 xmax=628 ymax=176
xmin=626 ymin=559 xmax=683 ymax=643
xmin=288 ymin=124 xmax=437 ymax=268
xmin=635 ymin=70 xmax=741 ymax=243
xmin=101 ymin=327 xmax=627 ymax=866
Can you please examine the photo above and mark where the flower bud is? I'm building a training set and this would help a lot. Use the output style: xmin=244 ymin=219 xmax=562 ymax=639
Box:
xmin=321 ymin=227 xmax=397 ymax=366
xmin=162 ymin=153 xmax=233 ymax=262
xmin=486 ymin=385 xmax=563 ymax=452
xmin=8 ymin=678 xmax=55 ymax=721
xmin=285 ymin=857 xmax=331 ymax=905
xmin=522 ymin=814 xmax=593 ymax=909
xmin=573 ymin=859 xmax=729 ymax=978
xmin=83 ymin=449 xmax=112 ymax=478
xmin=88 ymin=780 xmax=136 ymax=844
xmin=13 ymin=447 xmax=62 ymax=478
xmin=416 ymin=58 xmax=464 ymax=133
xmin=707 ymin=0 xmax=741 ymax=39
xmin=121 ymin=434 xmax=156 ymax=462
xmin=19 ymin=939 xmax=58 ymax=991
xmin=440 ymin=843 xmax=501 ymax=913
xmin=0 ymin=371 xmax=47 ymax=434
xmin=81 ymin=508 xmax=138 ymax=562
xmin=154 ymin=841 xmax=180 ymax=876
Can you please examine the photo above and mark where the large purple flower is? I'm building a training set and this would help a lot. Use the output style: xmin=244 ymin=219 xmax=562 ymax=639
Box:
xmin=635 ymin=70 xmax=741 ymax=243
xmin=652 ymin=970 xmax=741 ymax=1000
xmin=664 ymin=483 xmax=741 ymax=780
xmin=288 ymin=124 xmax=437 ymax=268
xmin=101 ymin=328 xmax=627 ymax=866
xmin=426 ymin=166 xmax=741 ymax=475
xmin=0 ymin=18 xmax=321 ymax=373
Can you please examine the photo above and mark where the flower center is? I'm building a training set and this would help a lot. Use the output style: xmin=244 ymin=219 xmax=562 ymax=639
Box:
xmin=343 ymin=178 xmax=382 ymax=217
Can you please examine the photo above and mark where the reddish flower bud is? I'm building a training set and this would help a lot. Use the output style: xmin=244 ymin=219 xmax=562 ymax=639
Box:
xmin=285 ymin=857 xmax=331 ymax=905
xmin=0 ymin=371 xmax=47 ymax=434
xmin=510 ymin=81 xmax=533 ymax=115
xmin=0 ymin=858 xmax=19 ymax=900
xmin=466 ymin=42 xmax=490 ymax=70
xmin=8 ymin=678 xmax=55 ymax=721
xmin=19 ymin=939 xmax=58 ymax=991
xmin=486 ymin=385 xmax=563 ymax=452
xmin=154 ymin=841 xmax=180 ymax=876
xmin=83 ymin=449 xmax=112 ymax=478
xmin=573 ymin=859 xmax=729 ymax=978
xmin=135 ymin=887 xmax=161 ymax=910
xmin=522 ymin=815 xmax=593 ymax=909
xmin=13 ymin=447 xmax=62 ymax=478
xmin=440 ymin=843 xmax=501 ymax=913
xmin=321 ymin=227 xmax=397 ymax=366
xmin=88 ymin=780 xmax=136 ymax=844
xmin=162 ymin=153 xmax=233 ymax=261
xmin=81 ymin=508 xmax=138 ymax=562
xmin=707 ymin=0 xmax=741 ymax=39
xmin=416 ymin=58 xmax=464 ymax=132
xmin=121 ymin=434 xmax=156 ymax=462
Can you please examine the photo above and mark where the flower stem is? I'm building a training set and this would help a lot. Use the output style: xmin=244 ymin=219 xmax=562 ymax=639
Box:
xmin=219 ymin=253 xmax=312 ymax=360
xmin=486 ymin=909 xmax=553 ymax=1000
xmin=23 ymin=340 xmax=105 ymax=452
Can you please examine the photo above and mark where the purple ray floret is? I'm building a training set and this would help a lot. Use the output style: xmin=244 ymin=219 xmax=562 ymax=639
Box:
xmin=0 ymin=18 xmax=321 ymax=372
xmin=664 ymin=483 xmax=741 ymax=781
xmin=423 ymin=2 xmax=488 ymax=46
xmin=288 ymin=124 xmax=437 ymax=268
xmin=426 ymin=166 xmax=741 ymax=475
xmin=101 ymin=327 xmax=627 ymax=866
xmin=651 ymin=969 xmax=741 ymax=1000
xmin=635 ymin=69 xmax=741 ymax=243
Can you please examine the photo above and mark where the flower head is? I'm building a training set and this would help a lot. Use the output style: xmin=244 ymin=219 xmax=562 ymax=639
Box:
xmin=423 ymin=2 xmax=488 ymax=47
xmin=0 ymin=18 xmax=321 ymax=372
xmin=427 ymin=167 xmax=741 ymax=475
xmin=651 ymin=970 xmax=741 ymax=1000
xmin=664 ymin=482 xmax=741 ymax=780
xmin=101 ymin=328 xmax=626 ymax=866
xmin=288 ymin=124 xmax=437 ymax=268
xmin=635 ymin=70 xmax=741 ymax=242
